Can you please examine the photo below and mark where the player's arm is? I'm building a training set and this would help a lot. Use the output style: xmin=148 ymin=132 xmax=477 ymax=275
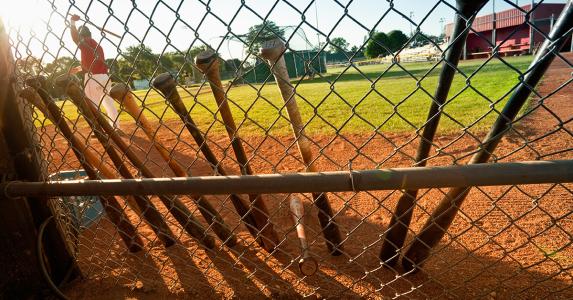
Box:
xmin=70 ymin=14 xmax=80 ymax=45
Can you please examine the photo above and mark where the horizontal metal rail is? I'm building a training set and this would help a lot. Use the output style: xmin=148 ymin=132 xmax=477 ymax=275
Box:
xmin=2 ymin=160 xmax=572 ymax=198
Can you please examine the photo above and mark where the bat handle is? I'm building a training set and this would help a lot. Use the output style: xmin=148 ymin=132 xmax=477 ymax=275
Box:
xmin=290 ymin=196 xmax=318 ymax=276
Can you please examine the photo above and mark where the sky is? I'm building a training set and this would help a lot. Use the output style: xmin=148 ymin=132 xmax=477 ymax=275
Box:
xmin=1 ymin=0 xmax=566 ymax=63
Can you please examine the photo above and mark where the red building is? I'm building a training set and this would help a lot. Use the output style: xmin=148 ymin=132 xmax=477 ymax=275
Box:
xmin=445 ymin=2 xmax=571 ymax=59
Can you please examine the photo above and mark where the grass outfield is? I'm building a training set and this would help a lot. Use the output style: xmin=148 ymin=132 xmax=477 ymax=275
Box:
xmin=45 ymin=55 xmax=534 ymax=137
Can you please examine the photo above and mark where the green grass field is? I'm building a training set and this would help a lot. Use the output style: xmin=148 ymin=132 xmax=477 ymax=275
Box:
xmin=46 ymin=55 xmax=534 ymax=137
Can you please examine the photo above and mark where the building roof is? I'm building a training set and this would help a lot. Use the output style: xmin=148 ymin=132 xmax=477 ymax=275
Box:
xmin=445 ymin=3 xmax=565 ymax=37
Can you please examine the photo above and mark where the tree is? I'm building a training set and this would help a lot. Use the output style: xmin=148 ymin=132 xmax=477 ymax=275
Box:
xmin=15 ymin=56 xmax=42 ymax=76
xmin=187 ymin=45 xmax=210 ymax=59
xmin=350 ymin=45 xmax=364 ymax=58
xmin=387 ymin=30 xmax=409 ymax=52
xmin=224 ymin=58 xmax=243 ymax=73
xmin=364 ymin=32 xmax=391 ymax=58
xmin=410 ymin=32 xmax=444 ymax=48
xmin=164 ymin=52 xmax=194 ymax=77
xmin=329 ymin=37 xmax=349 ymax=54
xmin=245 ymin=21 xmax=285 ymax=54
xmin=119 ymin=45 xmax=160 ymax=80
xmin=312 ymin=41 xmax=327 ymax=51
xmin=44 ymin=56 xmax=78 ymax=78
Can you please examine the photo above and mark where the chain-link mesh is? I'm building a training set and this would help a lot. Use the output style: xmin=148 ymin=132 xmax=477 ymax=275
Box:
xmin=4 ymin=0 xmax=573 ymax=298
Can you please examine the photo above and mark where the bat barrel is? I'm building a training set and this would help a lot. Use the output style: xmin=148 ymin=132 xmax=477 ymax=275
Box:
xmin=53 ymin=75 xmax=178 ymax=247
xmin=151 ymin=73 xmax=223 ymax=171
xmin=195 ymin=50 xmax=279 ymax=251
xmin=109 ymin=83 xmax=238 ymax=247
xmin=22 ymin=78 xmax=144 ymax=252
xmin=56 ymin=75 xmax=216 ymax=249
xmin=195 ymin=49 xmax=218 ymax=66
xmin=261 ymin=39 xmax=343 ymax=255
xmin=109 ymin=83 xmax=131 ymax=102
xmin=379 ymin=0 xmax=490 ymax=267
xmin=402 ymin=1 xmax=573 ymax=273
xmin=151 ymin=72 xmax=269 ymax=250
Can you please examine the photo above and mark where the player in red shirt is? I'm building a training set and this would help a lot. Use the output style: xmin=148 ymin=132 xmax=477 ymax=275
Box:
xmin=70 ymin=14 xmax=121 ymax=131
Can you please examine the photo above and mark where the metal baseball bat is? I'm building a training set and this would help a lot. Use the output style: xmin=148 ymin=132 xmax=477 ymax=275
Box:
xmin=108 ymin=83 xmax=237 ymax=247
xmin=260 ymin=38 xmax=343 ymax=255
xmin=55 ymin=75 xmax=216 ymax=249
xmin=151 ymin=73 xmax=270 ymax=251
xmin=19 ymin=87 xmax=144 ymax=253
xmin=290 ymin=196 xmax=318 ymax=276
xmin=25 ymin=76 xmax=177 ymax=248
xmin=403 ymin=1 xmax=573 ymax=273
xmin=195 ymin=50 xmax=279 ymax=251
xmin=379 ymin=0 xmax=489 ymax=267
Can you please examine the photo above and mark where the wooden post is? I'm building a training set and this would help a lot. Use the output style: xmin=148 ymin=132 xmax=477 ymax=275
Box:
xmin=0 ymin=19 xmax=78 ymax=296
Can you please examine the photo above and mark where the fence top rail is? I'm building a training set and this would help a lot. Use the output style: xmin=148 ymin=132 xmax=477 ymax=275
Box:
xmin=4 ymin=159 xmax=572 ymax=197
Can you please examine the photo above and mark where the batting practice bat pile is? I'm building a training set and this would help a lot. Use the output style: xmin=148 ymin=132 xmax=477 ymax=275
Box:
xmin=26 ymin=0 xmax=570 ymax=272
xmin=151 ymin=72 xmax=277 ymax=251
xmin=55 ymin=74 xmax=218 ymax=249
xmin=20 ymin=78 xmax=145 ymax=253
xmin=108 ymin=83 xmax=237 ymax=247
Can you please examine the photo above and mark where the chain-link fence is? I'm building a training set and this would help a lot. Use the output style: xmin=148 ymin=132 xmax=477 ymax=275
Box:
xmin=2 ymin=0 xmax=573 ymax=298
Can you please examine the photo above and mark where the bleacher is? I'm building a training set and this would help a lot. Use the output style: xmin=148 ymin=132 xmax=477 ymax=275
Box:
xmin=380 ymin=43 xmax=444 ymax=63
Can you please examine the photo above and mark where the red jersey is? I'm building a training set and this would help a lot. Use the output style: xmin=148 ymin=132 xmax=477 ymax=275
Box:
xmin=79 ymin=38 xmax=108 ymax=74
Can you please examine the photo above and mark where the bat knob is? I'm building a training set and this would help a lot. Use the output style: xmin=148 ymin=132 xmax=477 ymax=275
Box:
xmin=299 ymin=257 xmax=318 ymax=276
xmin=54 ymin=74 xmax=77 ymax=89
xmin=151 ymin=72 xmax=176 ymax=95
xmin=18 ymin=87 xmax=41 ymax=108
xmin=109 ymin=83 xmax=131 ymax=100
xmin=195 ymin=49 xmax=217 ymax=65
xmin=24 ymin=75 xmax=47 ymax=89
xmin=260 ymin=38 xmax=287 ymax=61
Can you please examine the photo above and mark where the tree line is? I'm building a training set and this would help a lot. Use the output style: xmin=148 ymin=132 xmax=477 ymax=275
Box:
xmin=16 ymin=21 xmax=444 ymax=92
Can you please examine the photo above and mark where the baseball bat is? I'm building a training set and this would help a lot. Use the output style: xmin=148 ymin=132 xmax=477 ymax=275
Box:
xmin=290 ymin=196 xmax=318 ymax=276
xmin=26 ymin=77 xmax=176 ymax=247
xmin=151 ymin=73 xmax=270 ymax=251
xmin=260 ymin=39 xmax=343 ymax=255
xmin=19 ymin=86 xmax=144 ymax=253
xmin=195 ymin=50 xmax=279 ymax=251
xmin=402 ymin=1 xmax=573 ymax=273
xmin=68 ymin=14 xmax=122 ymax=39
xmin=379 ymin=0 xmax=489 ymax=267
xmin=55 ymin=75 xmax=216 ymax=249
xmin=108 ymin=83 xmax=237 ymax=246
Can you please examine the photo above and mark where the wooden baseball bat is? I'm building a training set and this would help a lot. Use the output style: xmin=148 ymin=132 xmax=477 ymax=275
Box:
xmin=290 ymin=196 xmax=318 ymax=276
xmin=19 ymin=87 xmax=144 ymax=253
xmin=26 ymin=76 xmax=177 ymax=248
xmin=379 ymin=0 xmax=489 ymax=267
xmin=108 ymin=83 xmax=237 ymax=246
xmin=151 ymin=73 xmax=271 ymax=251
xmin=260 ymin=39 xmax=343 ymax=255
xmin=402 ymin=2 xmax=573 ymax=273
xmin=55 ymin=75 xmax=216 ymax=249
xmin=195 ymin=50 xmax=279 ymax=251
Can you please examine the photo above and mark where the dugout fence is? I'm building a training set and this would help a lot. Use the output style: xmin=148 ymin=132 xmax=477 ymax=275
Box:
xmin=1 ymin=0 xmax=573 ymax=298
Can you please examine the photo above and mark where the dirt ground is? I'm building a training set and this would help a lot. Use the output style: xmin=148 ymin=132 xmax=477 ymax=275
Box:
xmin=42 ymin=53 xmax=573 ymax=299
